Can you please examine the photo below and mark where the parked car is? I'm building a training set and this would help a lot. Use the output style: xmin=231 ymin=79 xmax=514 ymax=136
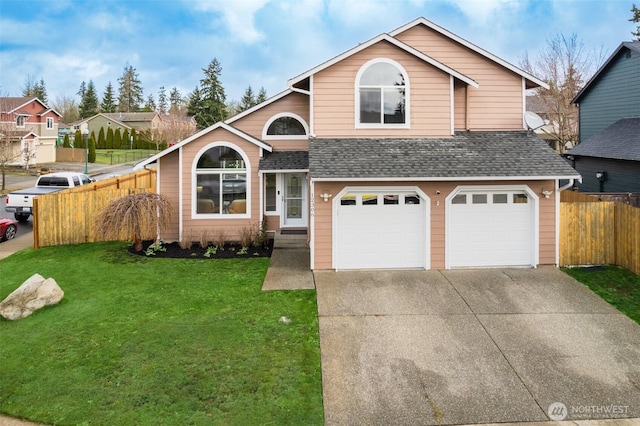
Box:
xmin=0 ymin=217 xmax=18 ymax=241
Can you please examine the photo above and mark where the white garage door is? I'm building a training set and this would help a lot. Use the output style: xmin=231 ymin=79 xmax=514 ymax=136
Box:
xmin=335 ymin=190 xmax=428 ymax=270
xmin=448 ymin=189 xmax=535 ymax=268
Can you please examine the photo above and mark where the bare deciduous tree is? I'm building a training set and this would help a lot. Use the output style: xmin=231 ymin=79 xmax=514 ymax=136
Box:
xmin=521 ymin=34 xmax=605 ymax=151
xmin=93 ymin=192 xmax=173 ymax=251
xmin=0 ymin=96 xmax=25 ymax=190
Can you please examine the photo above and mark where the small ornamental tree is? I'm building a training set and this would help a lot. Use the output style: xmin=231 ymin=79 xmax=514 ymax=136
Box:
xmin=63 ymin=133 xmax=71 ymax=148
xmin=74 ymin=129 xmax=83 ymax=148
xmin=114 ymin=128 xmax=122 ymax=149
xmin=131 ymin=129 xmax=138 ymax=149
xmin=98 ymin=127 xmax=106 ymax=149
xmin=106 ymin=127 xmax=114 ymax=149
xmin=123 ymin=129 xmax=130 ymax=149
xmin=93 ymin=192 xmax=173 ymax=252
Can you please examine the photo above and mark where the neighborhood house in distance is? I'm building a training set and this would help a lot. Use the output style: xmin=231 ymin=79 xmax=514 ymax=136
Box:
xmin=135 ymin=16 xmax=581 ymax=271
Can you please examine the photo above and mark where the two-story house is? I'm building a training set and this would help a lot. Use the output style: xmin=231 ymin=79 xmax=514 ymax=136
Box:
xmin=136 ymin=17 xmax=579 ymax=271
xmin=0 ymin=97 xmax=60 ymax=166
xmin=569 ymin=41 xmax=640 ymax=192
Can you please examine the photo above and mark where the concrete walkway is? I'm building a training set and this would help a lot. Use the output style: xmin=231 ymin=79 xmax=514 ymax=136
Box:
xmin=316 ymin=268 xmax=640 ymax=425
xmin=261 ymin=231 xmax=315 ymax=290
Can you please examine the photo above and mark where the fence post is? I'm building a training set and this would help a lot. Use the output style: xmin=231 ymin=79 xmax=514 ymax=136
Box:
xmin=33 ymin=197 xmax=39 ymax=250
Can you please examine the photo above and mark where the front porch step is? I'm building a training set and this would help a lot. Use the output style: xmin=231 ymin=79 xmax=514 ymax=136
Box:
xmin=273 ymin=231 xmax=308 ymax=249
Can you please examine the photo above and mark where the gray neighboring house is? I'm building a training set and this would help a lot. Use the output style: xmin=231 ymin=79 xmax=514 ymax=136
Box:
xmin=569 ymin=41 xmax=640 ymax=192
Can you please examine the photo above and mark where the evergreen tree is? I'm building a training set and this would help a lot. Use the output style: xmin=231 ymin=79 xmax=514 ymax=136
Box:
xmin=117 ymin=65 xmax=144 ymax=112
xmin=143 ymin=94 xmax=156 ymax=112
xmin=123 ymin=129 xmax=131 ymax=149
xmin=114 ymin=128 xmax=122 ymax=149
xmin=188 ymin=58 xmax=227 ymax=129
xmin=632 ymin=4 xmax=640 ymax=40
xmin=98 ymin=127 xmax=106 ymax=149
xmin=239 ymin=85 xmax=256 ymax=112
xmin=88 ymin=133 xmax=97 ymax=163
xmin=157 ymin=86 xmax=168 ymax=114
xmin=63 ymin=133 xmax=71 ymax=148
xmin=169 ymin=87 xmax=183 ymax=113
xmin=77 ymin=81 xmax=87 ymax=99
xmin=187 ymin=86 xmax=204 ymax=127
xmin=22 ymin=75 xmax=48 ymax=103
xmin=74 ymin=129 xmax=84 ymax=149
xmin=79 ymin=80 xmax=100 ymax=118
xmin=131 ymin=129 xmax=138 ymax=149
xmin=101 ymin=82 xmax=117 ymax=113
xmin=106 ymin=127 xmax=114 ymax=150
xmin=256 ymin=87 xmax=267 ymax=104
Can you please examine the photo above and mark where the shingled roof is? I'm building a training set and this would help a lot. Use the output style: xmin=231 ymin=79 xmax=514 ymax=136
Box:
xmin=309 ymin=131 xmax=579 ymax=180
xmin=568 ymin=117 xmax=640 ymax=161
xmin=259 ymin=151 xmax=309 ymax=171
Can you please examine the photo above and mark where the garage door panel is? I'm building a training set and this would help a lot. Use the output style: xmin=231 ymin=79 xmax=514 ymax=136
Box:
xmin=448 ymin=190 xmax=535 ymax=268
xmin=336 ymin=191 xmax=428 ymax=270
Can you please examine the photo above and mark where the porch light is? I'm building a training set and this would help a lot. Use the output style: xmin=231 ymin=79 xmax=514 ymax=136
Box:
xmin=541 ymin=189 xmax=553 ymax=199
xmin=320 ymin=192 xmax=332 ymax=202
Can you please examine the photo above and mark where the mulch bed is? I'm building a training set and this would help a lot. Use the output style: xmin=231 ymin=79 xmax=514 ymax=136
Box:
xmin=129 ymin=239 xmax=274 ymax=259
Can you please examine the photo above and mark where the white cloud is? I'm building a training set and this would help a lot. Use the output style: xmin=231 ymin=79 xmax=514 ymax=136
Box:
xmin=188 ymin=0 xmax=271 ymax=44
xmin=444 ymin=0 xmax=521 ymax=25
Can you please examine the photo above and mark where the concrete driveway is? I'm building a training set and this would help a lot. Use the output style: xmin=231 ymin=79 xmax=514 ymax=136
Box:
xmin=315 ymin=267 xmax=640 ymax=425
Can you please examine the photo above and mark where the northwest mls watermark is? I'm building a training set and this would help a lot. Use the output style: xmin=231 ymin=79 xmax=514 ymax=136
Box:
xmin=548 ymin=401 xmax=629 ymax=421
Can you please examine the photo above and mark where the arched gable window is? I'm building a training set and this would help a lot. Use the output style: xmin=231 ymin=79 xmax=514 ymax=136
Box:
xmin=194 ymin=143 xmax=249 ymax=216
xmin=355 ymin=59 xmax=409 ymax=128
xmin=262 ymin=113 xmax=309 ymax=140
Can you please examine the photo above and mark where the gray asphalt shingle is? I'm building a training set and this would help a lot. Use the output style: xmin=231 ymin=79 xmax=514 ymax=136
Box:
xmin=259 ymin=150 xmax=309 ymax=171
xmin=309 ymin=131 xmax=579 ymax=179
xmin=568 ymin=117 xmax=640 ymax=161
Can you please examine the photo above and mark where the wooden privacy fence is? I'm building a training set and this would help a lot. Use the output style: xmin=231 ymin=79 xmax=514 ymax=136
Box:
xmin=560 ymin=199 xmax=640 ymax=275
xmin=33 ymin=169 xmax=156 ymax=248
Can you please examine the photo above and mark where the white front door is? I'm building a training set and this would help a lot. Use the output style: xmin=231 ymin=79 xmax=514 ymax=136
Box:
xmin=282 ymin=173 xmax=307 ymax=227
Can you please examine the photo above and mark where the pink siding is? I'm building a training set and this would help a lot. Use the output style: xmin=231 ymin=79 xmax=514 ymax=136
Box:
xmin=312 ymin=180 xmax=557 ymax=270
xmin=313 ymin=40 xmax=453 ymax=138
xmin=158 ymin=150 xmax=181 ymax=241
xmin=394 ymin=25 xmax=525 ymax=131
xmin=231 ymin=91 xmax=310 ymax=151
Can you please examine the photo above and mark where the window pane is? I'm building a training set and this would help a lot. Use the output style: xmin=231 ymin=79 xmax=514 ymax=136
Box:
xmin=513 ymin=193 xmax=528 ymax=204
xmin=383 ymin=195 xmax=399 ymax=205
xmin=265 ymin=174 xmax=276 ymax=211
xmin=362 ymin=194 xmax=377 ymax=205
xmin=360 ymin=62 xmax=404 ymax=86
xmin=383 ymin=88 xmax=405 ymax=124
xmin=452 ymin=194 xmax=466 ymax=204
xmin=197 ymin=174 xmax=220 ymax=213
xmin=405 ymin=195 xmax=420 ymax=205
xmin=341 ymin=193 xmax=356 ymax=206
xmin=222 ymin=173 xmax=246 ymax=211
xmin=360 ymin=88 xmax=381 ymax=123
xmin=197 ymin=146 xmax=245 ymax=169
xmin=267 ymin=116 xmax=306 ymax=136
xmin=472 ymin=194 xmax=487 ymax=204
xmin=493 ymin=194 xmax=508 ymax=204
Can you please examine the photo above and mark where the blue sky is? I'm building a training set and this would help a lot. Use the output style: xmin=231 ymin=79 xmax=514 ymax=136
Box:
xmin=0 ymin=0 xmax=635 ymax=108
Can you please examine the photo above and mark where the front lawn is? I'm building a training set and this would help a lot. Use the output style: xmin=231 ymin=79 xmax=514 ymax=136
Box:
xmin=0 ymin=243 xmax=323 ymax=425
xmin=563 ymin=265 xmax=640 ymax=324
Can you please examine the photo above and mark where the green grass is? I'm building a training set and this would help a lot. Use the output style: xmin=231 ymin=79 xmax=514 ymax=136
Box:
xmin=94 ymin=149 xmax=156 ymax=165
xmin=563 ymin=265 xmax=640 ymax=324
xmin=0 ymin=243 xmax=323 ymax=425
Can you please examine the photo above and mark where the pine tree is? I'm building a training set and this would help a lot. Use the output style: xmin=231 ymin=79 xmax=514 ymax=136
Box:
xmin=77 ymin=81 xmax=87 ymax=99
xmin=74 ymin=129 xmax=83 ymax=149
xmin=88 ymin=133 xmax=97 ymax=163
xmin=256 ymin=87 xmax=267 ymax=104
xmin=101 ymin=82 xmax=117 ymax=113
xmin=239 ymin=86 xmax=256 ymax=112
xmin=189 ymin=58 xmax=227 ymax=129
xmin=79 ymin=80 xmax=99 ymax=118
xmin=131 ymin=129 xmax=138 ymax=149
xmin=158 ymin=86 xmax=168 ymax=114
xmin=114 ymin=128 xmax=122 ymax=149
xmin=63 ymin=133 xmax=71 ymax=148
xmin=22 ymin=75 xmax=48 ymax=103
xmin=632 ymin=4 xmax=640 ymax=40
xmin=98 ymin=127 xmax=106 ymax=149
xmin=143 ymin=94 xmax=156 ymax=112
xmin=169 ymin=87 xmax=183 ymax=113
xmin=187 ymin=86 xmax=204 ymax=126
xmin=117 ymin=65 xmax=144 ymax=112
xmin=123 ymin=129 xmax=131 ymax=149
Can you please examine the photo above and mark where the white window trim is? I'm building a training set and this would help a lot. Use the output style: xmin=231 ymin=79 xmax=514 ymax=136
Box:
xmin=263 ymin=172 xmax=281 ymax=216
xmin=354 ymin=58 xmax=410 ymax=129
xmin=444 ymin=185 xmax=539 ymax=269
xmin=191 ymin=141 xmax=251 ymax=219
xmin=16 ymin=115 xmax=26 ymax=128
xmin=262 ymin=112 xmax=310 ymax=140
xmin=46 ymin=117 xmax=54 ymax=129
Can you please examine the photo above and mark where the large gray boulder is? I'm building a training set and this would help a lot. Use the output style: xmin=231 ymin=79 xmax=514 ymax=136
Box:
xmin=0 ymin=274 xmax=64 ymax=320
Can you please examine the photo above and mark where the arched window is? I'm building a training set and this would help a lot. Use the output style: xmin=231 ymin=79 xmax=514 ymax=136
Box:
xmin=356 ymin=59 xmax=408 ymax=127
xmin=195 ymin=145 xmax=248 ymax=215
xmin=262 ymin=113 xmax=309 ymax=140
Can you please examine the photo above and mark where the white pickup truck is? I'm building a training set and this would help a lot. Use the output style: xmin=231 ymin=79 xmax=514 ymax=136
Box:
xmin=5 ymin=172 xmax=94 ymax=222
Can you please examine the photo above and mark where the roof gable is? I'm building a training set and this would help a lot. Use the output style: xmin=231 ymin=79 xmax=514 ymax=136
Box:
xmin=568 ymin=117 xmax=640 ymax=161
xmin=225 ymin=89 xmax=295 ymax=124
xmin=288 ymin=33 xmax=479 ymax=89
xmin=135 ymin=122 xmax=272 ymax=169
xmin=389 ymin=18 xmax=548 ymax=90
xmin=573 ymin=41 xmax=640 ymax=103
xmin=0 ymin=97 xmax=60 ymax=117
